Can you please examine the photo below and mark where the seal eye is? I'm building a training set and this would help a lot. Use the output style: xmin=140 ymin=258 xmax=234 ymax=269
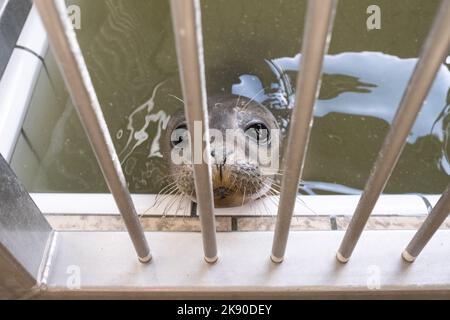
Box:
xmin=171 ymin=124 xmax=188 ymax=147
xmin=245 ymin=123 xmax=270 ymax=144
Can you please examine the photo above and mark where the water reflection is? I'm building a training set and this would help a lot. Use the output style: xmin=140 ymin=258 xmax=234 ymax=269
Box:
xmin=113 ymin=51 xmax=450 ymax=195
xmin=232 ymin=51 xmax=450 ymax=194
xmin=118 ymin=81 xmax=169 ymax=164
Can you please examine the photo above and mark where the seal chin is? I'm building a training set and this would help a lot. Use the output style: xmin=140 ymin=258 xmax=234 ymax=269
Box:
xmin=213 ymin=186 xmax=232 ymax=199
xmin=174 ymin=163 xmax=274 ymax=208
xmin=211 ymin=169 xmax=247 ymax=207
xmin=213 ymin=192 xmax=249 ymax=208
xmin=212 ymin=183 xmax=271 ymax=207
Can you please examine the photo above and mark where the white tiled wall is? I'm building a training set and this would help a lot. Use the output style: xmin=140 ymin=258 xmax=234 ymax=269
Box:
xmin=22 ymin=52 xmax=68 ymax=161
xmin=10 ymin=134 xmax=40 ymax=188
xmin=9 ymin=49 xmax=71 ymax=190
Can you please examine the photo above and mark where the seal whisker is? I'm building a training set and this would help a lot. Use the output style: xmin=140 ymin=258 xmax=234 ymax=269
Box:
xmin=253 ymin=180 xmax=270 ymax=216
xmin=154 ymin=184 xmax=179 ymax=204
xmin=168 ymin=94 xmax=185 ymax=105
xmin=151 ymin=186 xmax=181 ymax=213
xmin=263 ymin=179 xmax=282 ymax=190
xmin=260 ymin=182 xmax=318 ymax=216
xmin=155 ymin=181 xmax=178 ymax=198
xmin=163 ymin=192 xmax=183 ymax=216
xmin=294 ymin=195 xmax=318 ymax=216
xmin=174 ymin=194 xmax=187 ymax=217
xmin=140 ymin=186 xmax=181 ymax=218
xmin=242 ymin=87 xmax=267 ymax=111
xmin=258 ymin=195 xmax=272 ymax=217
xmin=234 ymin=95 xmax=242 ymax=108
xmin=241 ymin=187 xmax=247 ymax=207
xmin=156 ymin=173 xmax=178 ymax=181
xmin=265 ymin=193 xmax=280 ymax=206
xmin=264 ymin=192 xmax=281 ymax=217
xmin=157 ymin=187 xmax=181 ymax=204
xmin=264 ymin=185 xmax=280 ymax=196
xmin=154 ymin=181 xmax=178 ymax=202
xmin=162 ymin=194 xmax=180 ymax=216
xmin=260 ymin=181 xmax=280 ymax=194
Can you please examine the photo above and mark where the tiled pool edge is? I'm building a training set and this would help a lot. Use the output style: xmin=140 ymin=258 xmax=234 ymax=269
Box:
xmin=45 ymin=214 xmax=450 ymax=232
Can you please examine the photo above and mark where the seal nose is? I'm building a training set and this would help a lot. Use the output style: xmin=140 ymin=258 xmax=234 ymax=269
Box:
xmin=210 ymin=148 xmax=230 ymax=165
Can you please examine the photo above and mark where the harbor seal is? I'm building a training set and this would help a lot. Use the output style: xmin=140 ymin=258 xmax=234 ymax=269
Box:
xmin=162 ymin=95 xmax=280 ymax=208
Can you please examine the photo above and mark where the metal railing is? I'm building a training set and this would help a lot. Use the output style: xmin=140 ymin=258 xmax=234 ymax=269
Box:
xmin=337 ymin=0 xmax=450 ymax=263
xmin=33 ymin=0 xmax=450 ymax=266
xmin=34 ymin=0 xmax=151 ymax=263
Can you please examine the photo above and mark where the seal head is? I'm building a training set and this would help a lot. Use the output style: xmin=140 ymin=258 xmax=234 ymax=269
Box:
xmin=162 ymin=95 xmax=280 ymax=208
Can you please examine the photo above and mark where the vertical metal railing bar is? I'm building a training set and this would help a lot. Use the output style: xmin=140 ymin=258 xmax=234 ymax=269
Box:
xmin=33 ymin=0 xmax=151 ymax=263
xmin=170 ymin=0 xmax=218 ymax=263
xmin=337 ymin=0 xmax=450 ymax=263
xmin=271 ymin=0 xmax=338 ymax=263
xmin=402 ymin=183 xmax=450 ymax=262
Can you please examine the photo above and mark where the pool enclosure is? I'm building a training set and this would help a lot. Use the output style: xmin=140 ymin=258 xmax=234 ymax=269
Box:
xmin=0 ymin=0 xmax=450 ymax=299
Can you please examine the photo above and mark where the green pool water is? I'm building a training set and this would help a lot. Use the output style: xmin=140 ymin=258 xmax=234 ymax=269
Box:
xmin=11 ymin=0 xmax=450 ymax=195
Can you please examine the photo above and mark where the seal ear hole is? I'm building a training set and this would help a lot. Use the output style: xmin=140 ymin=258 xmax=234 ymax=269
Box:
xmin=245 ymin=123 xmax=270 ymax=144
xmin=171 ymin=124 xmax=188 ymax=148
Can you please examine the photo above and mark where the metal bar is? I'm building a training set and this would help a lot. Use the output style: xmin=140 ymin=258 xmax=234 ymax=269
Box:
xmin=271 ymin=0 xmax=338 ymax=263
xmin=402 ymin=184 xmax=450 ymax=262
xmin=33 ymin=0 xmax=151 ymax=263
xmin=170 ymin=0 xmax=218 ymax=263
xmin=337 ymin=0 xmax=450 ymax=263
xmin=0 ymin=154 xmax=53 ymax=299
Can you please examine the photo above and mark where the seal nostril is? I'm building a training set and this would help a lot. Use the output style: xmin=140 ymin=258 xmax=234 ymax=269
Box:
xmin=211 ymin=149 xmax=228 ymax=166
xmin=214 ymin=187 xmax=230 ymax=199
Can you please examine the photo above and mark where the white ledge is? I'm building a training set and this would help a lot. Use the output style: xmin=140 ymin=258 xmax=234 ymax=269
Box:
xmin=41 ymin=230 xmax=450 ymax=298
xmin=16 ymin=6 xmax=48 ymax=56
xmin=31 ymin=193 xmax=433 ymax=216
xmin=31 ymin=193 xmax=191 ymax=216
